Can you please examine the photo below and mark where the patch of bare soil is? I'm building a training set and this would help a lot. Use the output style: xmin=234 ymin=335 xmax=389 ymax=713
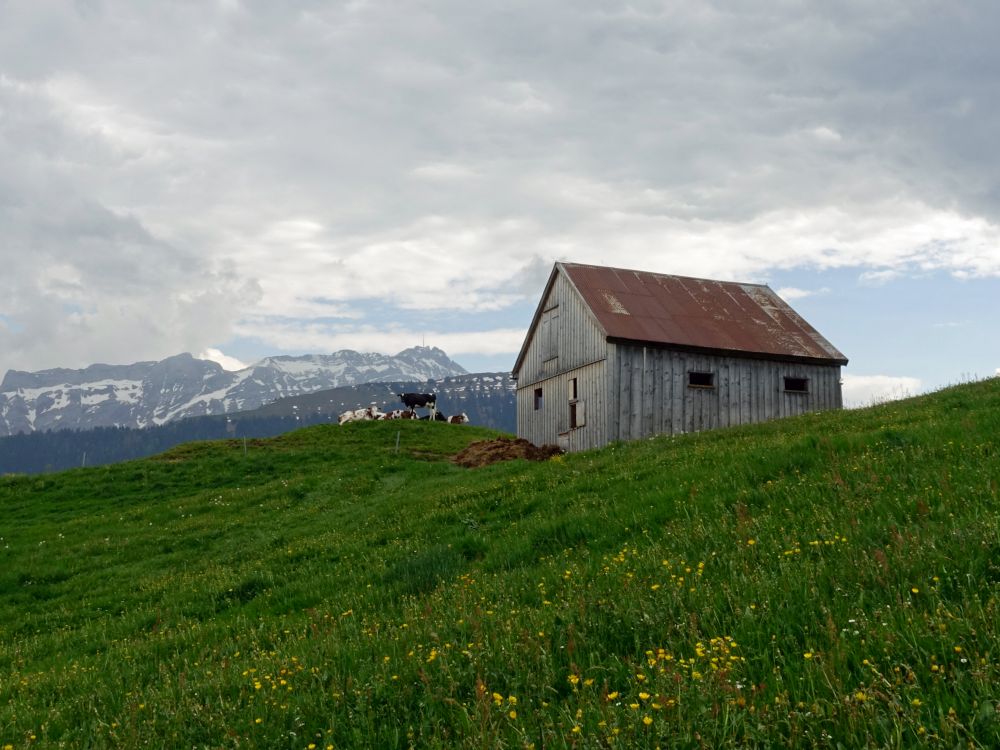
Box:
xmin=452 ymin=437 xmax=564 ymax=468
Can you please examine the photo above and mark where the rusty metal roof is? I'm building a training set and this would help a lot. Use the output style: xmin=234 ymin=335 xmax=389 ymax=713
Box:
xmin=558 ymin=262 xmax=847 ymax=365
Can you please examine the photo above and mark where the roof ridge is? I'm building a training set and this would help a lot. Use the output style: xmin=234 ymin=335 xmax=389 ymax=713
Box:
xmin=557 ymin=260 xmax=769 ymax=289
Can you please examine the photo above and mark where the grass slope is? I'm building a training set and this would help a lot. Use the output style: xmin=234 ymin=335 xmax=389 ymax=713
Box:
xmin=1 ymin=380 xmax=999 ymax=749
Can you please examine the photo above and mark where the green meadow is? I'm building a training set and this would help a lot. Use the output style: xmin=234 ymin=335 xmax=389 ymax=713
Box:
xmin=1 ymin=379 xmax=999 ymax=748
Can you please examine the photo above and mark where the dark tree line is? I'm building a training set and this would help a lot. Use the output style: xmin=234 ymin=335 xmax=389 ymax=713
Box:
xmin=0 ymin=413 xmax=332 ymax=475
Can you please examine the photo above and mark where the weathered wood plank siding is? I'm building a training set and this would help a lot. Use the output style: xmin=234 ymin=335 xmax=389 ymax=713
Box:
xmin=607 ymin=344 xmax=842 ymax=442
xmin=516 ymin=360 xmax=607 ymax=451
xmin=515 ymin=269 xmax=611 ymax=449
xmin=515 ymin=273 xmax=606 ymax=388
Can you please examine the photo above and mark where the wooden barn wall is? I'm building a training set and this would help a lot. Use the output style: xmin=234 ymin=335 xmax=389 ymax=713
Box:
xmin=515 ymin=272 xmax=607 ymax=388
xmin=516 ymin=360 xmax=607 ymax=451
xmin=608 ymin=345 xmax=843 ymax=443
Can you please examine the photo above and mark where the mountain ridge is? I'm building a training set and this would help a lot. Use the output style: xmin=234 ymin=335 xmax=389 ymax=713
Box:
xmin=0 ymin=346 xmax=467 ymax=436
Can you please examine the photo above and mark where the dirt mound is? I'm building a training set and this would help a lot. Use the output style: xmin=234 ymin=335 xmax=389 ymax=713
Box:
xmin=452 ymin=437 xmax=564 ymax=468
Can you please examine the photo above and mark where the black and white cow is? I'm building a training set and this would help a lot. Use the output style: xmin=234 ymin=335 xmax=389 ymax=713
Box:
xmin=398 ymin=392 xmax=437 ymax=418
xmin=398 ymin=392 xmax=436 ymax=409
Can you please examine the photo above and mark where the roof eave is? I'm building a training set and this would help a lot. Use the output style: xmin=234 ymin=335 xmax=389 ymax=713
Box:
xmin=605 ymin=336 xmax=849 ymax=367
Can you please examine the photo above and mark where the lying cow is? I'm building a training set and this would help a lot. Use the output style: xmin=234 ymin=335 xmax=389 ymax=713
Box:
xmin=338 ymin=408 xmax=366 ymax=425
xmin=338 ymin=403 xmax=385 ymax=424
xmin=448 ymin=413 xmax=469 ymax=425
xmin=384 ymin=409 xmax=420 ymax=420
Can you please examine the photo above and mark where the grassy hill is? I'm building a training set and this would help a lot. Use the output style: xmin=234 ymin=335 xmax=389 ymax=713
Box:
xmin=1 ymin=379 xmax=999 ymax=748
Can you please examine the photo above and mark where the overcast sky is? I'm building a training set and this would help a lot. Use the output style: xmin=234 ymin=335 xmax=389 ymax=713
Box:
xmin=1 ymin=1 xmax=998 ymax=406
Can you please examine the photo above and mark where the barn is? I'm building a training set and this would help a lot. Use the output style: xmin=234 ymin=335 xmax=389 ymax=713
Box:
xmin=512 ymin=262 xmax=848 ymax=452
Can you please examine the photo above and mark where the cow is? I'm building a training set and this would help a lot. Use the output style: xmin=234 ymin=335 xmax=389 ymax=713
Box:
xmin=448 ymin=413 xmax=470 ymax=425
xmin=434 ymin=411 xmax=448 ymax=422
xmin=339 ymin=404 xmax=385 ymax=424
xmin=399 ymin=392 xmax=436 ymax=408
xmin=398 ymin=392 xmax=437 ymax=419
xmin=338 ymin=408 xmax=367 ymax=425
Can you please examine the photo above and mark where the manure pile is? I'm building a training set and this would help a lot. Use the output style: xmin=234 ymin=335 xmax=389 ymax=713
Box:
xmin=451 ymin=436 xmax=563 ymax=467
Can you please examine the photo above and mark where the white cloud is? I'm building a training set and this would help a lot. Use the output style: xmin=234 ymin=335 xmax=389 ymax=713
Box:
xmin=842 ymin=374 xmax=923 ymax=409
xmin=810 ymin=126 xmax=843 ymax=143
xmin=410 ymin=162 xmax=478 ymax=181
xmin=198 ymin=348 xmax=247 ymax=371
xmin=776 ymin=286 xmax=830 ymax=301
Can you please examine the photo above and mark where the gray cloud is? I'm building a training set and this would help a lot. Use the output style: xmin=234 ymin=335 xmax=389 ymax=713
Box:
xmin=1 ymin=1 xmax=998 ymax=375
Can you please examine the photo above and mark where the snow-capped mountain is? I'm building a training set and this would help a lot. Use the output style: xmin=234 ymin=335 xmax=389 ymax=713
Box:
xmin=0 ymin=347 xmax=466 ymax=436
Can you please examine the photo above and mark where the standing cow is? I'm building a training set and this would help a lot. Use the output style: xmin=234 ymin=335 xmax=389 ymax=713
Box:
xmin=398 ymin=392 xmax=437 ymax=419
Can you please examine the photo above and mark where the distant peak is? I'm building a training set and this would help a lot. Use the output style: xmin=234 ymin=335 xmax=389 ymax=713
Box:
xmin=395 ymin=346 xmax=467 ymax=373
xmin=396 ymin=345 xmax=447 ymax=356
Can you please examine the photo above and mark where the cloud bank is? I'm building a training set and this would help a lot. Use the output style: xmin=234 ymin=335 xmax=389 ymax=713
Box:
xmin=1 ymin=2 xmax=999 ymax=375
xmin=842 ymin=374 xmax=923 ymax=409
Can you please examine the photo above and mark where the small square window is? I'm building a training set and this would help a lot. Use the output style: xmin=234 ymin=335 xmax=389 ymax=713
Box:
xmin=784 ymin=376 xmax=809 ymax=393
xmin=688 ymin=371 xmax=715 ymax=388
xmin=534 ymin=387 xmax=543 ymax=410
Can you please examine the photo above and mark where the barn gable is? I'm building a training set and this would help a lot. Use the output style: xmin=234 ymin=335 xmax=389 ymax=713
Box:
xmin=512 ymin=267 xmax=611 ymax=451
xmin=513 ymin=265 xmax=607 ymax=387
xmin=513 ymin=262 xmax=848 ymax=451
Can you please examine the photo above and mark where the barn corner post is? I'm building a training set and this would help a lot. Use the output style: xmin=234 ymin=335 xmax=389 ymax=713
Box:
xmin=513 ymin=262 xmax=847 ymax=452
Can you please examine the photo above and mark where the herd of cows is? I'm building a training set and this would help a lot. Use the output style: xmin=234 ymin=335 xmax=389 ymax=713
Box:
xmin=338 ymin=392 xmax=469 ymax=425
